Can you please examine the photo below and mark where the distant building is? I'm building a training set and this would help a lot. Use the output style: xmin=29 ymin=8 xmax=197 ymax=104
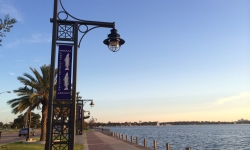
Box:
xmin=238 ymin=118 xmax=249 ymax=122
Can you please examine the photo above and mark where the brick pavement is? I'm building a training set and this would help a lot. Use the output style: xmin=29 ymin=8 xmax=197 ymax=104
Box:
xmin=85 ymin=131 xmax=151 ymax=150
xmin=86 ymin=132 xmax=113 ymax=150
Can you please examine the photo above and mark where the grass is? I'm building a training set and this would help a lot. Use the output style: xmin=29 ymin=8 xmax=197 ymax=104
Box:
xmin=0 ymin=129 xmax=19 ymax=133
xmin=83 ymin=129 xmax=92 ymax=132
xmin=31 ymin=137 xmax=40 ymax=141
xmin=0 ymin=141 xmax=83 ymax=150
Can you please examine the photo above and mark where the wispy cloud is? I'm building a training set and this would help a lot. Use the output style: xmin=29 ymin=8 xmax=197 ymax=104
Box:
xmin=6 ymin=33 xmax=52 ymax=47
xmin=0 ymin=109 xmax=10 ymax=113
xmin=23 ymin=33 xmax=52 ymax=43
xmin=8 ymin=72 xmax=15 ymax=76
xmin=34 ymin=59 xmax=41 ymax=63
xmin=212 ymin=92 xmax=250 ymax=105
xmin=15 ymin=59 xmax=25 ymax=62
xmin=0 ymin=0 xmax=23 ymax=21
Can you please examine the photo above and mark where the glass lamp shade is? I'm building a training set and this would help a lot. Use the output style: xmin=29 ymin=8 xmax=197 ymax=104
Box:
xmin=90 ymin=101 xmax=94 ymax=107
xmin=103 ymin=29 xmax=125 ymax=52
xmin=108 ymin=40 xmax=120 ymax=52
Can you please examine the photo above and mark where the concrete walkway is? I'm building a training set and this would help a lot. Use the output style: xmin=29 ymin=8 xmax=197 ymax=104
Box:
xmin=85 ymin=131 xmax=151 ymax=150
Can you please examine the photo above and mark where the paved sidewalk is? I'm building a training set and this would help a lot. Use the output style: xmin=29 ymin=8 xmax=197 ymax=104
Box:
xmin=75 ymin=134 xmax=84 ymax=145
xmin=86 ymin=132 xmax=112 ymax=150
xmin=85 ymin=131 xmax=151 ymax=150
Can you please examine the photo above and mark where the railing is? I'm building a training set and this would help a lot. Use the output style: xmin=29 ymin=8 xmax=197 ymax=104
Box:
xmin=110 ymin=131 xmax=192 ymax=150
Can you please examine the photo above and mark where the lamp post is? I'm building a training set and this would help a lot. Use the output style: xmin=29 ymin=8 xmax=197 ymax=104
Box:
xmin=76 ymin=92 xmax=94 ymax=135
xmin=82 ymin=110 xmax=90 ymax=131
xmin=46 ymin=0 xmax=125 ymax=149
xmin=82 ymin=100 xmax=94 ymax=133
xmin=84 ymin=110 xmax=90 ymax=116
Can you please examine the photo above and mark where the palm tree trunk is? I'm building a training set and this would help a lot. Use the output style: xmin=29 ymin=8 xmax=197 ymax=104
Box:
xmin=40 ymin=100 xmax=48 ymax=141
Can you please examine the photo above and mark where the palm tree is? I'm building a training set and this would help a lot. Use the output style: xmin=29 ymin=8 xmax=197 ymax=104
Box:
xmin=7 ymin=64 xmax=57 ymax=141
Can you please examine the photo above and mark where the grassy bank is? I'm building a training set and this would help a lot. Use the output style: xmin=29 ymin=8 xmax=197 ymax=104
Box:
xmin=0 ymin=141 xmax=83 ymax=150
xmin=84 ymin=129 xmax=92 ymax=132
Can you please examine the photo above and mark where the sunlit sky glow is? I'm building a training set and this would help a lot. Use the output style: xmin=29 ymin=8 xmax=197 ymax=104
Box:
xmin=0 ymin=0 xmax=249 ymax=124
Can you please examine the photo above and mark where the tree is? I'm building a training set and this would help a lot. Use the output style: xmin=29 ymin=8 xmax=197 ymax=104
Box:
xmin=11 ymin=112 xmax=41 ymax=129
xmin=7 ymin=65 xmax=57 ymax=141
xmin=0 ymin=14 xmax=16 ymax=46
xmin=0 ymin=122 xmax=3 ymax=128
xmin=31 ymin=112 xmax=41 ymax=128
xmin=12 ymin=114 xmax=25 ymax=129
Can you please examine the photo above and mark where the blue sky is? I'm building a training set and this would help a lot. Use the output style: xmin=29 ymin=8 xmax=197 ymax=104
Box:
xmin=0 ymin=0 xmax=249 ymax=124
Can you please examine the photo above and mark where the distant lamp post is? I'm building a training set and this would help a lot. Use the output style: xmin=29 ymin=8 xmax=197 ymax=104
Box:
xmin=86 ymin=99 xmax=95 ymax=107
xmin=84 ymin=110 xmax=90 ymax=116
xmin=76 ymin=92 xmax=94 ymax=135
xmin=0 ymin=91 xmax=11 ymax=94
xmin=83 ymin=110 xmax=90 ymax=130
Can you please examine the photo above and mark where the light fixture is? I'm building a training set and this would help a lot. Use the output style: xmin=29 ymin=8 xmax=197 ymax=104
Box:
xmin=90 ymin=101 xmax=94 ymax=107
xmin=103 ymin=29 xmax=125 ymax=52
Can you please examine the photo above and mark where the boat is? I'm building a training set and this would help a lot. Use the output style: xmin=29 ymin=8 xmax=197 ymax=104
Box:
xmin=156 ymin=121 xmax=161 ymax=127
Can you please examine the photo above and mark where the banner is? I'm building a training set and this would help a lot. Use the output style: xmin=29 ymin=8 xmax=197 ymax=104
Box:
xmin=56 ymin=45 xmax=73 ymax=99
xmin=78 ymin=106 xmax=82 ymax=120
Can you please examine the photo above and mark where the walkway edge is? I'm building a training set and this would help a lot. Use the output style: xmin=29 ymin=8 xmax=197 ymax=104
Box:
xmin=93 ymin=131 xmax=151 ymax=150
xmin=84 ymin=133 xmax=89 ymax=150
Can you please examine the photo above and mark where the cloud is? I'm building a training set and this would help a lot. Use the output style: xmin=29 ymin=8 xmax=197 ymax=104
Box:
xmin=0 ymin=0 xmax=23 ymax=21
xmin=0 ymin=109 xmax=10 ymax=113
xmin=8 ymin=72 xmax=15 ymax=76
xmin=24 ymin=33 xmax=52 ymax=43
xmin=15 ymin=59 xmax=25 ymax=62
xmin=34 ymin=59 xmax=40 ymax=63
xmin=6 ymin=33 xmax=52 ymax=47
xmin=213 ymin=92 xmax=250 ymax=105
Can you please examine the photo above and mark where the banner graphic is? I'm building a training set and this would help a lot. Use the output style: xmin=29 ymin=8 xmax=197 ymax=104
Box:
xmin=56 ymin=45 xmax=73 ymax=99
xmin=78 ymin=106 xmax=82 ymax=120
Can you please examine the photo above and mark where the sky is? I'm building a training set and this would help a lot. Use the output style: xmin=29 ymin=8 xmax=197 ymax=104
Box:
xmin=0 ymin=0 xmax=249 ymax=124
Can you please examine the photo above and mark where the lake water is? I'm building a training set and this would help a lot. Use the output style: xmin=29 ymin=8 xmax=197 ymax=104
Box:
xmin=106 ymin=125 xmax=250 ymax=150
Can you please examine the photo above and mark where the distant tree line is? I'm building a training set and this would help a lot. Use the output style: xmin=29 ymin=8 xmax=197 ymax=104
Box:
xmin=0 ymin=112 xmax=41 ymax=129
xmin=12 ymin=112 xmax=41 ymax=129
xmin=91 ymin=120 xmax=250 ymax=127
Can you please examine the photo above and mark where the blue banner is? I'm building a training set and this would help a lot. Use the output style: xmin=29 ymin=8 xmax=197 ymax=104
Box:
xmin=56 ymin=45 xmax=73 ymax=99
xmin=78 ymin=106 xmax=82 ymax=120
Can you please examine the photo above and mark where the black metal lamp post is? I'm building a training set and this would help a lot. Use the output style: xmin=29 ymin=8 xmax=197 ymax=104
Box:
xmin=46 ymin=0 xmax=125 ymax=150
xmin=76 ymin=93 xmax=94 ymax=135
xmin=84 ymin=111 xmax=90 ymax=116
xmin=83 ymin=99 xmax=94 ymax=107
xmin=82 ymin=110 xmax=90 ymax=131
xmin=81 ymin=100 xmax=94 ymax=133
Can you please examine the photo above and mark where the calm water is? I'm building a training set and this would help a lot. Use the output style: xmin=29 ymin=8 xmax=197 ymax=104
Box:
xmin=107 ymin=125 xmax=250 ymax=150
